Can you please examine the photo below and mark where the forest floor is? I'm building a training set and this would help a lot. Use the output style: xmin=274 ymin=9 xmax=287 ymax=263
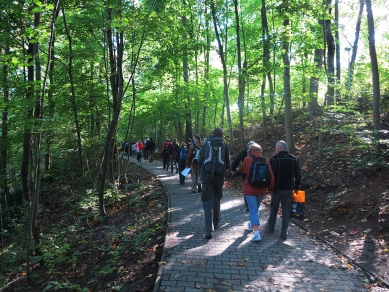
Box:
xmin=3 ymin=112 xmax=389 ymax=292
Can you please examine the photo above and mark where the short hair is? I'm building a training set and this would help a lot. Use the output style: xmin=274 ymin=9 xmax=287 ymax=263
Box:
xmin=248 ymin=143 xmax=262 ymax=153
xmin=181 ymin=142 xmax=186 ymax=147
xmin=194 ymin=134 xmax=201 ymax=141
xmin=276 ymin=140 xmax=288 ymax=151
xmin=166 ymin=138 xmax=170 ymax=142
xmin=188 ymin=138 xmax=192 ymax=142
xmin=212 ymin=127 xmax=223 ymax=138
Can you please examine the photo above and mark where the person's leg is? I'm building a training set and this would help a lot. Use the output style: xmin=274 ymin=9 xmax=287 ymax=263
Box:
xmin=267 ymin=190 xmax=282 ymax=231
xmin=201 ymin=176 xmax=214 ymax=238
xmin=246 ymin=195 xmax=262 ymax=241
xmin=212 ymin=176 xmax=224 ymax=229
xmin=190 ymin=167 xmax=198 ymax=192
xmin=244 ymin=196 xmax=249 ymax=211
xmin=246 ymin=196 xmax=260 ymax=226
xmin=280 ymin=190 xmax=293 ymax=239
xmin=170 ymin=155 xmax=174 ymax=172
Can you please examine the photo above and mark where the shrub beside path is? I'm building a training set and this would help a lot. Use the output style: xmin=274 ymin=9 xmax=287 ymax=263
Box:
xmin=129 ymin=156 xmax=368 ymax=292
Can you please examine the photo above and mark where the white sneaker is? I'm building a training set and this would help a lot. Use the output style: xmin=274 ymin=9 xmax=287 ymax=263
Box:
xmin=251 ymin=233 xmax=262 ymax=242
xmin=247 ymin=222 xmax=252 ymax=231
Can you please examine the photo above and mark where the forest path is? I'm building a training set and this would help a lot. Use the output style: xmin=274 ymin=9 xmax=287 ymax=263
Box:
xmin=127 ymin=155 xmax=368 ymax=292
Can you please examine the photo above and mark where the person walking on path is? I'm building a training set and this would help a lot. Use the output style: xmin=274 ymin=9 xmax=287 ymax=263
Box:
xmin=176 ymin=142 xmax=188 ymax=185
xmin=169 ymin=138 xmax=179 ymax=173
xmin=186 ymin=134 xmax=202 ymax=194
xmin=135 ymin=140 xmax=143 ymax=162
xmin=240 ymin=143 xmax=274 ymax=242
xmin=267 ymin=140 xmax=302 ymax=240
xmin=162 ymin=139 xmax=171 ymax=170
xmin=230 ymin=140 xmax=255 ymax=210
xmin=198 ymin=128 xmax=230 ymax=240
xmin=146 ymin=138 xmax=156 ymax=162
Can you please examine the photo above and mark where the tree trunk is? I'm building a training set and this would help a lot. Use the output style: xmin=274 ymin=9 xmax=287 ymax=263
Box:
xmin=324 ymin=0 xmax=335 ymax=106
xmin=308 ymin=49 xmax=323 ymax=119
xmin=233 ymin=0 xmax=245 ymax=148
xmin=1 ymin=43 xmax=10 ymax=196
xmin=350 ymin=0 xmax=364 ymax=88
xmin=365 ymin=0 xmax=382 ymax=138
xmin=282 ymin=18 xmax=296 ymax=153
xmin=62 ymin=8 xmax=84 ymax=177
xmin=211 ymin=1 xmax=233 ymax=150
xmin=182 ymin=0 xmax=192 ymax=141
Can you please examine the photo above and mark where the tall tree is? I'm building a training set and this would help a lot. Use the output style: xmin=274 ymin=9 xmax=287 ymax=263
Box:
xmin=324 ymin=0 xmax=335 ymax=105
xmin=281 ymin=2 xmax=296 ymax=153
xmin=233 ymin=0 xmax=245 ymax=148
xmin=365 ymin=0 xmax=382 ymax=144
xmin=210 ymin=0 xmax=233 ymax=150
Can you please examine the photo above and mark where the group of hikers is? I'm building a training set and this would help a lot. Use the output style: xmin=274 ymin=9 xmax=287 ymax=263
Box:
xmin=128 ymin=128 xmax=301 ymax=242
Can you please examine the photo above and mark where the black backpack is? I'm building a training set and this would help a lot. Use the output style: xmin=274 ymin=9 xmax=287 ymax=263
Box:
xmin=247 ymin=155 xmax=270 ymax=187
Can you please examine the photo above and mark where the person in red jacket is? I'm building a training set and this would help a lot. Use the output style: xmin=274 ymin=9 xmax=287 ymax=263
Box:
xmin=135 ymin=140 xmax=143 ymax=162
xmin=240 ymin=142 xmax=274 ymax=242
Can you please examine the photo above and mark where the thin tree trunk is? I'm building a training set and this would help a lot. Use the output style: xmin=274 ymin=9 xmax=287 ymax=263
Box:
xmin=282 ymin=16 xmax=296 ymax=153
xmin=324 ymin=0 xmax=335 ymax=106
xmin=210 ymin=1 xmax=233 ymax=150
xmin=350 ymin=0 xmax=364 ymax=88
xmin=233 ymin=0 xmax=245 ymax=148
xmin=1 ymin=43 xmax=10 ymax=196
xmin=182 ymin=0 xmax=192 ymax=141
xmin=62 ymin=8 xmax=84 ymax=177
xmin=308 ymin=49 xmax=323 ymax=119
xmin=365 ymin=0 xmax=381 ymax=136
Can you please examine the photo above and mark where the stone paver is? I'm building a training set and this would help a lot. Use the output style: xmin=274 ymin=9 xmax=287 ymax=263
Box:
xmin=129 ymin=156 xmax=368 ymax=292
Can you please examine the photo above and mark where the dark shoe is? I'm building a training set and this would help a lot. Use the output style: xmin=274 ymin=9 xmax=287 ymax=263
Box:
xmin=280 ymin=232 xmax=288 ymax=240
xmin=190 ymin=190 xmax=196 ymax=194
xmin=265 ymin=223 xmax=274 ymax=233
xmin=197 ymin=184 xmax=201 ymax=193
xmin=204 ymin=232 xmax=212 ymax=239
xmin=214 ymin=224 xmax=218 ymax=230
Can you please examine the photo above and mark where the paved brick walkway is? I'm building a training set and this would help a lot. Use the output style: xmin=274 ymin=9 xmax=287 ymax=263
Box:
xmin=130 ymin=156 xmax=368 ymax=292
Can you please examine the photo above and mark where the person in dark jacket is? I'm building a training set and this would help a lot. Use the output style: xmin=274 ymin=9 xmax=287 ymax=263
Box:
xmin=199 ymin=128 xmax=230 ymax=240
xmin=266 ymin=140 xmax=301 ymax=240
xmin=230 ymin=141 xmax=255 ymax=211
xmin=147 ymin=138 xmax=156 ymax=162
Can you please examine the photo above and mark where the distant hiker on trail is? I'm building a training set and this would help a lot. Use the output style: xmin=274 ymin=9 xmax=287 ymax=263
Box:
xmin=240 ymin=143 xmax=274 ymax=242
xmin=176 ymin=142 xmax=188 ymax=185
xmin=169 ymin=138 xmax=179 ymax=173
xmin=198 ymin=128 xmax=230 ymax=240
xmin=267 ymin=140 xmax=301 ymax=240
xmin=162 ymin=139 xmax=171 ymax=170
xmin=135 ymin=140 xmax=143 ymax=162
xmin=143 ymin=136 xmax=150 ymax=160
xmin=146 ymin=138 xmax=156 ymax=162
xmin=230 ymin=140 xmax=255 ymax=211
xmin=186 ymin=134 xmax=202 ymax=194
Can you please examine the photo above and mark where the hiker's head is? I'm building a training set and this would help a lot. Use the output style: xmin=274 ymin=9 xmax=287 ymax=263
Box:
xmin=212 ymin=128 xmax=223 ymax=138
xmin=248 ymin=143 xmax=262 ymax=154
xmin=181 ymin=142 xmax=186 ymax=148
xmin=194 ymin=134 xmax=201 ymax=142
xmin=276 ymin=140 xmax=287 ymax=153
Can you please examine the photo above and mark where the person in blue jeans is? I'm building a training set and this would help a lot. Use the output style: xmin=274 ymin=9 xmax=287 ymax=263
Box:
xmin=267 ymin=140 xmax=301 ymax=240
xmin=240 ymin=143 xmax=274 ymax=242
xmin=176 ymin=142 xmax=188 ymax=185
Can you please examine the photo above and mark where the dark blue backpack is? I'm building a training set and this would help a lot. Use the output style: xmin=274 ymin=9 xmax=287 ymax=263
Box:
xmin=179 ymin=148 xmax=188 ymax=161
xmin=247 ymin=155 xmax=270 ymax=187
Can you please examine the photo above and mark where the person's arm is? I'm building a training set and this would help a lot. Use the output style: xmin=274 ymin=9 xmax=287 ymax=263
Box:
xmin=230 ymin=149 xmax=246 ymax=174
xmin=294 ymin=157 xmax=302 ymax=190
xmin=186 ymin=145 xmax=194 ymax=167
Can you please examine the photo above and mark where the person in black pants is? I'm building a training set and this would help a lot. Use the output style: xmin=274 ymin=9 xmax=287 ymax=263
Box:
xmin=230 ymin=141 xmax=255 ymax=211
xmin=267 ymin=140 xmax=301 ymax=240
